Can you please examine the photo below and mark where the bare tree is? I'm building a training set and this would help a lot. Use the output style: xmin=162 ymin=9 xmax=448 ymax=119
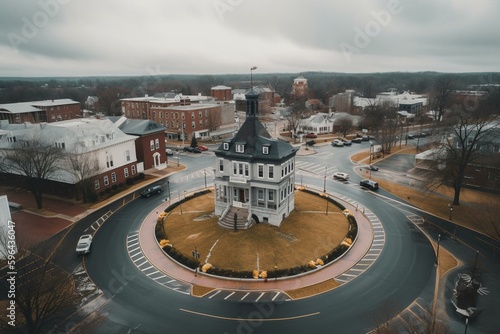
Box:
xmin=287 ymin=99 xmax=307 ymax=141
xmin=67 ymin=151 xmax=102 ymax=203
xmin=335 ymin=116 xmax=354 ymax=137
xmin=0 ymin=139 xmax=65 ymax=209
xmin=207 ymin=109 xmax=221 ymax=131
xmin=429 ymin=75 xmax=456 ymax=122
xmin=0 ymin=236 xmax=79 ymax=334
xmin=424 ymin=103 xmax=498 ymax=205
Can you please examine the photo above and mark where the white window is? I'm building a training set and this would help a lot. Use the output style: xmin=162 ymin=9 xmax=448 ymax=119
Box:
xmin=192 ymin=121 xmax=196 ymax=128
xmin=124 ymin=168 xmax=129 ymax=178
xmin=268 ymin=190 xmax=274 ymax=202
xmin=150 ymin=140 xmax=154 ymax=151
xmin=263 ymin=146 xmax=269 ymax=155
xmin=131 ymin=165 xmax=136 ymax=174
xmin=125 ymin=150 xmax=130 ymax=162
xmin=219 ymin=159 xmax=224 ymax=172
xmin=111 ymin=172 xmax=117 ymax=183
xmin=258 ymin=189 xmax=264 ymax=201
xmin=95 ymin=180 xmax=100 ymax=190
xmin=268 ymin=165 xmax=274 ymax=179
xmin=244 ymin=164 xmax=249 ymax=176
xmin=236 ymin=144 xmax=244 ymax=153
xmin=106 ymin=155 xmax=114 ymax=168
xmin=155 ymin=138 xmax=160 ymax=149
xmin=223 ymin=142 xmax=229 ymax=150
xmin=258 ymin=164 xmax=264 ymax=178
xmin=55 ymin=142 xmax=65 ymax=149
xmin=104 ymin=176 xmax=109 ymax=186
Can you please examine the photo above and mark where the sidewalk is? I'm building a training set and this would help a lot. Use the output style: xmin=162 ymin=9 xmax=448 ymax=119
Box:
xmin=1 ymin=164 xmax=184 ymax=246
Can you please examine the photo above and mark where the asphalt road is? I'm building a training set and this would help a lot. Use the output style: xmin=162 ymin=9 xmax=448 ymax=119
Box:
xmin=82 ymin=144 xmax=439 ymax=334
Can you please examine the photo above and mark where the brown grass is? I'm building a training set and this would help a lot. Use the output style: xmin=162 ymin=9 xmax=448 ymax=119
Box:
xmin=163 ymin=190 xmax=349 ymax=271
xmin=192 ymin=285 xmax=216 ymax=297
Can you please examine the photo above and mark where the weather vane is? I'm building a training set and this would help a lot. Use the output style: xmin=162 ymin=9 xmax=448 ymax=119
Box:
xmin=250 ymin=66 xmax=257 ymax=89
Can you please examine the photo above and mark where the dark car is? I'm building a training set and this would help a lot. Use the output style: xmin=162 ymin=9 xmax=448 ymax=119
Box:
xmin=360 ymin=179 xmax=379 ymax=190
xmin=183 ymin=146 xmax=201 ymax=153
xmin=306 ymin=140 xmax=316 ymax=146
xmin=141 ymin=185 xmax=162 ymax=198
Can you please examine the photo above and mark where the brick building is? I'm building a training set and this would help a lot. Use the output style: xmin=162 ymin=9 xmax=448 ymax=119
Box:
xmin=0 ymin=99 xmax=81 ymax=124
xmin=211 ymin=85 xmax=232 ymax=101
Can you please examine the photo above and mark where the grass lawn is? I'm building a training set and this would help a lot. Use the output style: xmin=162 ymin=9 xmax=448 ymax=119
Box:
xmin=163 ymin=190 xmax=349 ymax=272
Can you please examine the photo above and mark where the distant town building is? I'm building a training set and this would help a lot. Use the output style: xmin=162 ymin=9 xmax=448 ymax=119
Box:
xmin=232 ymin=85 xmax=276 ymax=114
xmin=291 ymin=74 xmax=308 ymax=100
xmin=329 ymin=90 xmax=356 ymax=113
xmin=376 ymin=90 xmax=427 ymax=117
xmin=211 ymin=85 xmax=232 ymax=101
xmin=0 ymin=99 xmax=81 ymax=124
xmin=121 ymin=93 xmax=235 ymax=141
xmin=214 ymin=88 xmax=298 ymax=228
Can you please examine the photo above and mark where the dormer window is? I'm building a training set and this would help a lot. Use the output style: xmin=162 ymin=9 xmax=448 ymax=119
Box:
xmin=235 ymin=141 xmax=246 ymax=153
xmin=223 ymin=142 xmax=229 ymax=150
xmin=262 ymin=144 xmax=271 ymax=155
xmin=55 ymin=142 xmax=65 ymax=149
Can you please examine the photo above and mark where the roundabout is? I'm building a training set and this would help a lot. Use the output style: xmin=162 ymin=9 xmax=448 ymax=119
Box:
xmin=131 ymin=186 xmax=382 ymax=300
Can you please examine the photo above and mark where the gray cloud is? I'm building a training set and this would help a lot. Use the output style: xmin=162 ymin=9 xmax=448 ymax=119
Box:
xmin=0 ymin=0 xmax=499 ymax=77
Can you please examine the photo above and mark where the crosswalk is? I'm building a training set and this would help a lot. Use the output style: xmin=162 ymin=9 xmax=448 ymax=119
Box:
xmin=126 ymin=232 xmax=191 ymax=295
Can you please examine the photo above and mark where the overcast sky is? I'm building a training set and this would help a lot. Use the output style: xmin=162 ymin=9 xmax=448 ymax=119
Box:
xmin=0 ymin=0 xmax=499 ymax=77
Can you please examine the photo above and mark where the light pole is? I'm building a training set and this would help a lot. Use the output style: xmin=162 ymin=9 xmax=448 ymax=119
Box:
xmin=449 ymin=203 xmax=453 ymax=220
xmin=369 ymin=141 xmax=373 ymax=164
xmin=473 ymin=250 xmax=480 ymax=275
xmin=204 ymin=169 xmax=207 ymax=189
xmin=436 ymin=234 xmax=441 ymax=265
xmin=464 ymin=317 xmax=469 ymax=334
xmin=323 ymin=166 xmax=327 ymax=193
xmin=166 ymin=180 xmax=170 ymax=200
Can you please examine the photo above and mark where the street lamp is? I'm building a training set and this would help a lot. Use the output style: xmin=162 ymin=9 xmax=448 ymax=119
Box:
xmin=323 ymin=166 xmax=327 ymax=193
xmin=166 ymin=180 xmax=170 ymax=200
xmin=435 ymin=234 xmax=441 ymax=265
xmin=449 ymin=203 xmax=453 ymax=220
xmin=473 ymin=250 xmax=480 ymax=275
xmin=369 ymin=141 xmax=373 ymax=164
xmin=204 ymin=169 xmax=207 ymax=189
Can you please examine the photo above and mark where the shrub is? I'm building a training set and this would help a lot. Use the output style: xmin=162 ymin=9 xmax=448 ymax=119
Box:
xmin=118 ymin=182 xmax=124 ymax=188
xmin=111 ymin=184 xmax=118 ymax=191
xmin=138 ymin=173 xmax=145 ymax=180
xmin=104 ymin=188 xmax=111 ymax=194
xmin=126 ymin=177 xmax=134 ymax=185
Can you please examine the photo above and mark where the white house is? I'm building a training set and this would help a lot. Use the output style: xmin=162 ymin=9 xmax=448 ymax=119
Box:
xmin=214 ymin=89 xmax=298 ymax=228
xmin=0 ymin=118 xmax=140 ymax=197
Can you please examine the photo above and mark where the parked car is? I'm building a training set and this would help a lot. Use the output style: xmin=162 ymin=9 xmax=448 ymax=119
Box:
xmin=340 ymin=138 xmax=352 ymax=146
xmin=360 ymin=179 xmax=379 ymax=190
xmin=368 ymin=164 xmax=379 ymax=171
xmin=331 ymin=139 xmax=344 ymax=147
xmin=305 ymin=133 xmax=317 ymax=138
xmin=333 ymin=172 xmax=349 ymax=181
xmin=306 ymin=140 xmax=316 ymax=146
xmin=183 ymin=146 xmax=201 ymax=153
xmin=166 ymin=148 xmax=173 ymax=155
xmin=141 ymin=185 xmax=163 ymax=198
xmin=352 ymin=137 xmax=363 ymax=143
xmin=76 ymin=234 xmax=92 ymax=255
xmin=197 ymin=145 xmax=208 ymax=151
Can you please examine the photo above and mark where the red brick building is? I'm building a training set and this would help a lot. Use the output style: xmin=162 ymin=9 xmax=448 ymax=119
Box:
xmin=110 ymin=116 xmax=168 ymax=170
xmin=0 ymin=99 xmax=81 ymax=124
xmin=291 ymin=75 xmax=308 ymax=100
xmin=211 ymin=85 xmax=232 ymax=101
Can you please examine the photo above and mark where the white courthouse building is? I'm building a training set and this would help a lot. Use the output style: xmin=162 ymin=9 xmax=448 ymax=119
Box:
xmin=213 ymin=89 xmax=298 ymax=228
